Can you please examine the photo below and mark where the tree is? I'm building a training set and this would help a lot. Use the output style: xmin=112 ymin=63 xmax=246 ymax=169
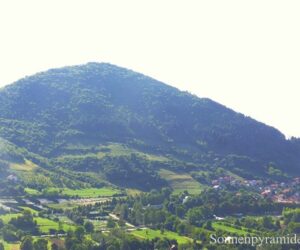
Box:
xmin=288 ymin=222 xmax=300 ymax=234
xmin=107 ymin=218 xmax=116 ymax=228
xmin=9 ymin=211 xmax=37 ymax=233
xmin=33 ymin=239 xmax=48 ymax=250
xmin=204 ymin=221 xmax=213 ymax=230
xmin=84 ymin=221 xmax=94 ymax=233
xmin=75 ymin=227 xmax=85 ymax=241
xmin=119 ymin=204 xmax=129 ymax=220
xmin=51 ymin=243 xmax=59 ymax=250
xmin=2 ymin=226 xmax=18 ymax=242
xmin=58 ymin=221 xmax=64 ymax=233
xmin=75 ymin=217 xmax=84 ymax=225
xmin=154 ymin=239 xmax=169 ymax=250
xmin=20 ymin=236 xmax=33 ymax=250
xmin=262 ymin=216 xmax=274 ymax=230
xmin=187 ymin=207 xmax=212 ymax=226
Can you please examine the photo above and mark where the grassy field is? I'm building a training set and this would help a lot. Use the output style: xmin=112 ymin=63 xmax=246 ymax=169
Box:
xmin=0 ymin=213 xmax=75 ymax=234
xmin=89 ymin=219 xmax=107 ymax=229
xmin=58 ymin=143 xmax=169 ymax=163
xmin=125 ymin=188 xmax=143 ymax=196
xmin=61 ymin=187 xmax=119 ymax=197
xmin=212 ymin=221 xmax=259 ymax=236
xmin=54 ymin=215 xmax=74 ymax=224
xmin=0 ymin=240 xmax=20 ymax=250
xmin=159 ymin=169 xmax=203 ymax=194
xmin=35 ymin=217 xmax=76 ymax=233
xmin=46 ymin=201 xmax=80 ymax=210
xmin=45 ymin=187 xmax=120 ymax=198
xmin=0 ymin=214 xmax=20 ymax=224
xmin=24 ymin=187 xmax=41 ymax=195
xmin=0 ymin=237 xmax=65 ymax=250
xmin=131 ymin=229 xmax=192 ymax=245
xmin=97 ymin=143 xmax=169 ymax=162
xmin=20 ymin=206 xmax=39 ymax=215
xmin=25 ymin=186 xmax=119 ymax=198
xmin=10 ymin=159 xmax=37 ymax=172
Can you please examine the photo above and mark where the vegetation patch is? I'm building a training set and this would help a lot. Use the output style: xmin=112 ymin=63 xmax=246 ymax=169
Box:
xmin=159 ymin=169 xmax=203 ymax=194
xmin=10 ymin=159 xmax=37 ymax=172
xmin=19 ymin=206 xmax=39 ymax=215
xmin=35 ymin=217 xmax=75 ymax=233
xmin=0 ymin=214 xmax=20 ymax=224
xmin=212 ymin=221 xmax=257 ymax=236
xmin=44 ymin=187 xmax=120 ymax=198
xmin=131 ymin=229 xmax=191 ymax=245
xmin=0 ymin=240 xmax=20 ymax=250
xmin=125 ymin=188 xmax=143 ymax=196
xmin=24 ymin=188 xmax=41 ymax=195
xmin=98 ymin=143 xmax=169 ymax=162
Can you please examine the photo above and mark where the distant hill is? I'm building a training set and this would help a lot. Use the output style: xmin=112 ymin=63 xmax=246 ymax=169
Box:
xmin=0 ymin=63 xmax=299 ymax=191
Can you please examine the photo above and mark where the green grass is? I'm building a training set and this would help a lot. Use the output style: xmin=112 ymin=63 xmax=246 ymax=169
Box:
xmin=212 ymin=221 xmax=258 ymax=236
xmin=126 ymin=188 xmax=143 ymax=196
xmin=24 ymin=187 xmax=41 ymax=195
xmin=98 ymin=143 xmax=169 ymax=162
xmin=159 ymin=169 xmax=203 ymax=194
xmin=0 ymin=213 xmax=75 ymax=234
xmin=61 ymin=187 xmax=119 ymax=197
xmin=131 ymin=229 xmax=191 ymax=245
xmin=35 ymin=217 xmax=76 ymax=233
xmin=0 ymin=239 xmax=20 ymax=250
xmin=89 ymin=219 xmax=107 ymax=229
xmin=20 ymin=206 xmax=39 ymax=215
xmin=55 ymin=215 xmax=75 ymax=224
xmin=58 ymin=143 xmax=169 ymax=164
xmin=45 ymin=187 xmax=120 ymax=198
xmin=10 ymin=159 xmax=37 ymax=172
xmin=0 ymin=214 xmax=20 ymax=224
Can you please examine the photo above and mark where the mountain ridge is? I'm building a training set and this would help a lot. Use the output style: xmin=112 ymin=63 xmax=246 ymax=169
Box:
xmin=0 ymin=62 xmax=299 ymax=192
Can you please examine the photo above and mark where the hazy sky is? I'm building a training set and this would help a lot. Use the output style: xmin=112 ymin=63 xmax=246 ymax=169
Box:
xmin=0 ymin=1 xmax=299 ymax=137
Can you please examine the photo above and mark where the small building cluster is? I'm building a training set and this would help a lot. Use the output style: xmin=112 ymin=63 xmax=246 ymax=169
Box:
xmin=211 ymin=176 xmax=300 ymax=204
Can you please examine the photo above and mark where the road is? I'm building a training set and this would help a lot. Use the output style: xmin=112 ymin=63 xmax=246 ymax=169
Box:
xmin=109 ymin=213 xmax=136 ymax=228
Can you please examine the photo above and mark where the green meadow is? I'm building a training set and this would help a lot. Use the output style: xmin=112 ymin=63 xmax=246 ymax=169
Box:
xmin=131 ymin=229 xmax=192 ymax=245
xmin=42 ymin=187 xmax=120 ymax=198
xmin=159 ymin=169 xmax=203 ymax=195
xmin=0 ymin=213 xmax=75 ymax=234
xmin=212 ymin=221 xmax=260 ymax=236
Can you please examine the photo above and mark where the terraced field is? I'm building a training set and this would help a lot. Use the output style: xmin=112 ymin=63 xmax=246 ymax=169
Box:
xmin=97 ymin=143 xmax=170 ymax=162
xmin=45 ymin=187 xmax=120 ymax=198
xmin=159 ymin=169 xmax=203 ymax=194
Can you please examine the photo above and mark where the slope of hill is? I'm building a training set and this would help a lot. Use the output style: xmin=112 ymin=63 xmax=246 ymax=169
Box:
xmin=0 ymin=62 xmax=299 ymax=191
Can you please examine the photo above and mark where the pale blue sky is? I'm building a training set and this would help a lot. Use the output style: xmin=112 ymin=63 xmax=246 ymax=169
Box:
xmin=0 ymin=0 xmax=299 ymax=137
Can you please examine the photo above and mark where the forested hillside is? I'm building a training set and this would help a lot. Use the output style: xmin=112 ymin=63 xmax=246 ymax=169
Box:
xmin=0 ymin=63 xmax=299 ymax=192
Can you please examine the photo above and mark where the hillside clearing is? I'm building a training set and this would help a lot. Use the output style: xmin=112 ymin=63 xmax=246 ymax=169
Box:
xmin=159 ymin=169 xmax=202 ymax=194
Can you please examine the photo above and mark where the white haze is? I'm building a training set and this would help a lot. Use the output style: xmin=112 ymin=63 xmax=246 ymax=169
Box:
xmin=0 ymin=0 xmax=299 ymax=137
